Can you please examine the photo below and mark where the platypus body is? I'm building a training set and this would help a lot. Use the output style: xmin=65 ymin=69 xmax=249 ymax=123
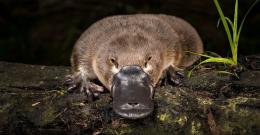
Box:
xmin=66 ymin=14 xmax=203 ymax=119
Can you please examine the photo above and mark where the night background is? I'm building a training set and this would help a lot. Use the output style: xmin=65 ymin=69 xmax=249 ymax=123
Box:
xmin=0 ymin=0 xmax=259 ymax=66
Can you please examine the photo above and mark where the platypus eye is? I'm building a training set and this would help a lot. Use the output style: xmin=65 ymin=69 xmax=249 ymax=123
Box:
xmin=109 ymin=57 xmax=120 ymax=74
xmin=144 ymin=56 xmax=152 ymax=73
xmin=144 ymin=56 xmax=152 ymax=68
xmin=109 ymin=57 xmax=118 ymax=68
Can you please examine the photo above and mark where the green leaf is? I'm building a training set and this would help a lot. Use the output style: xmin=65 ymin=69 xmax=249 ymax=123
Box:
xmin=237 ymin=0 xmax=259 ymax=41
xmin=213 ymin=0 xmax=235 ymax=54
xmin=204 ymin=51 xmax=222 ymax=57
xmin=233 ymin=0 xmax=238 ymax=46
xmin=188 ymin=57 xmax=235 ymax=78
xmin=199 ymin=57 xmax=235 ymax=65
xmin=217 ymin=17 xmax=234 ymax=29
xmin=185 ymin=51 xmax=214 ymax=58
xmin=216 ymin=70 xmax=239 ymax=78
xmin=226 ymin=17 xmax=234 ymax=29
xmin=187 ymin=65 xmax=199 ymax=78
xmin=187 ymin=71 xmax=192 ymax=78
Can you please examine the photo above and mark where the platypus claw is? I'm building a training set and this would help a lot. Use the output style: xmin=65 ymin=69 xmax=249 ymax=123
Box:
xmin=64 ymin=74 xmax=104 ymax=101
xmin=167 ymin=71 xmax=185 ymax=86
xmin=82 ymin=81 xmax=104 ymax=101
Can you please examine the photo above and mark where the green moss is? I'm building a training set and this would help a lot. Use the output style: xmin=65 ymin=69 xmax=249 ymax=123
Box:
xmin=191 ymin=121 xmax=202 ymax=135
xmin=175 ymin=115 xmax=188 ymax=127
xmin=39 ymin=106 xmax=57 ymax=125
xmin=226 ymin=97 xmax=249 ymax=112
xmin=104 ymin=128 xmax=132 ymax=135
xmin=158 ymin=113 xmax=170 ymax=122
xmin=196 ymin=97 xmax=213 ymax=106
xmin=213 ymin=97 xmax=260 ymax=134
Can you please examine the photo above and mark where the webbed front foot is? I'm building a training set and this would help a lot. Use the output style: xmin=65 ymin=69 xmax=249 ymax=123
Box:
xmin=157 ymin=66 xmax=185 ymax=86
xmin=167 ymin=70 xmax=184 ymax=86
xmin=64 ymin=74 xmax=104 ymax=101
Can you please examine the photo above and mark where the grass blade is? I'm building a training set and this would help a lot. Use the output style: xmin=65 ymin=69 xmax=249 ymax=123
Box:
xmin=216 ymin=71 xmax=239 ymax=78
xmin=213 ymin=0 xmax=234 ymax=53
xmin=199 ymin=57 xmax=235 ymax=65
xmin=186 ymin=51 xmax=214 ymax=58
xmin=237 ymin=0 xmax=259 ymax=41
xmin=204 ymin=51 xmax=222 ymax=57
xmin=217 ymin=17 xmax=234 ymax=29
xmin=225 ymin=17 xmax=234 ymax=29
xmin=233 ymin=0 xmax=238 ymax=47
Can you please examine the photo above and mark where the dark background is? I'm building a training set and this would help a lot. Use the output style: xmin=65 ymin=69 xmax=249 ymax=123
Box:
xmin=0 ymin=0 xmax=259 ymax=66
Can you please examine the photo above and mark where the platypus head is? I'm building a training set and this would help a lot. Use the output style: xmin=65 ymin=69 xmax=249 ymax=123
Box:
xmin=111 ymin=65 xmax=154 ymax=119
xmin=94 ymin=33 xmax=166 ymax=119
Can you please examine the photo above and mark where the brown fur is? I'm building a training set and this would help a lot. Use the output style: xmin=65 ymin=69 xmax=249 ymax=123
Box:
xmin=71 ymin=14 xmax=203 ymax=90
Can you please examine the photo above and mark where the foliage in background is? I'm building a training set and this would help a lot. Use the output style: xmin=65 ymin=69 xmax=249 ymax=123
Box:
xmin=188 ymin=0 xmax=259 ymax=77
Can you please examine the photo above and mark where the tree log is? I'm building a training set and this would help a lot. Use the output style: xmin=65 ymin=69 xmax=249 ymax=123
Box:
xmin=0 ymin=61 xmax=259 ymax=135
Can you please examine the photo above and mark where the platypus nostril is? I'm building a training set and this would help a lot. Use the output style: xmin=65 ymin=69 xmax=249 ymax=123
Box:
xmin=120 ymin=102 xmax=141 ymax=110
xmin=127 ymin=102 xmax=139 ymax=107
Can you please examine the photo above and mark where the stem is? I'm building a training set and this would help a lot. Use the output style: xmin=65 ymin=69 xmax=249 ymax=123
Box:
xmin=233 ymin=44 xmax=238 ymax=65
xmin=232 ymin=0 xmax=238 ymax=65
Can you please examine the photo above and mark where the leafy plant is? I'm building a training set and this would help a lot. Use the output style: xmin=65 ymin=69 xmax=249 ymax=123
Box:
xmin=188 ymin=0 xmax=259 ymax=77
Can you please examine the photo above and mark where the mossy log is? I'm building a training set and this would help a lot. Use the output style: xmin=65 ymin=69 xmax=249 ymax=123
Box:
xmin=0 ymin=61 xmax=259 ymax=135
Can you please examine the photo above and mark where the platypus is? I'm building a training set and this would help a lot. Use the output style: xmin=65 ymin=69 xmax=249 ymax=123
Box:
xmin=66 ymin=14 xmax=203 ymax=119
